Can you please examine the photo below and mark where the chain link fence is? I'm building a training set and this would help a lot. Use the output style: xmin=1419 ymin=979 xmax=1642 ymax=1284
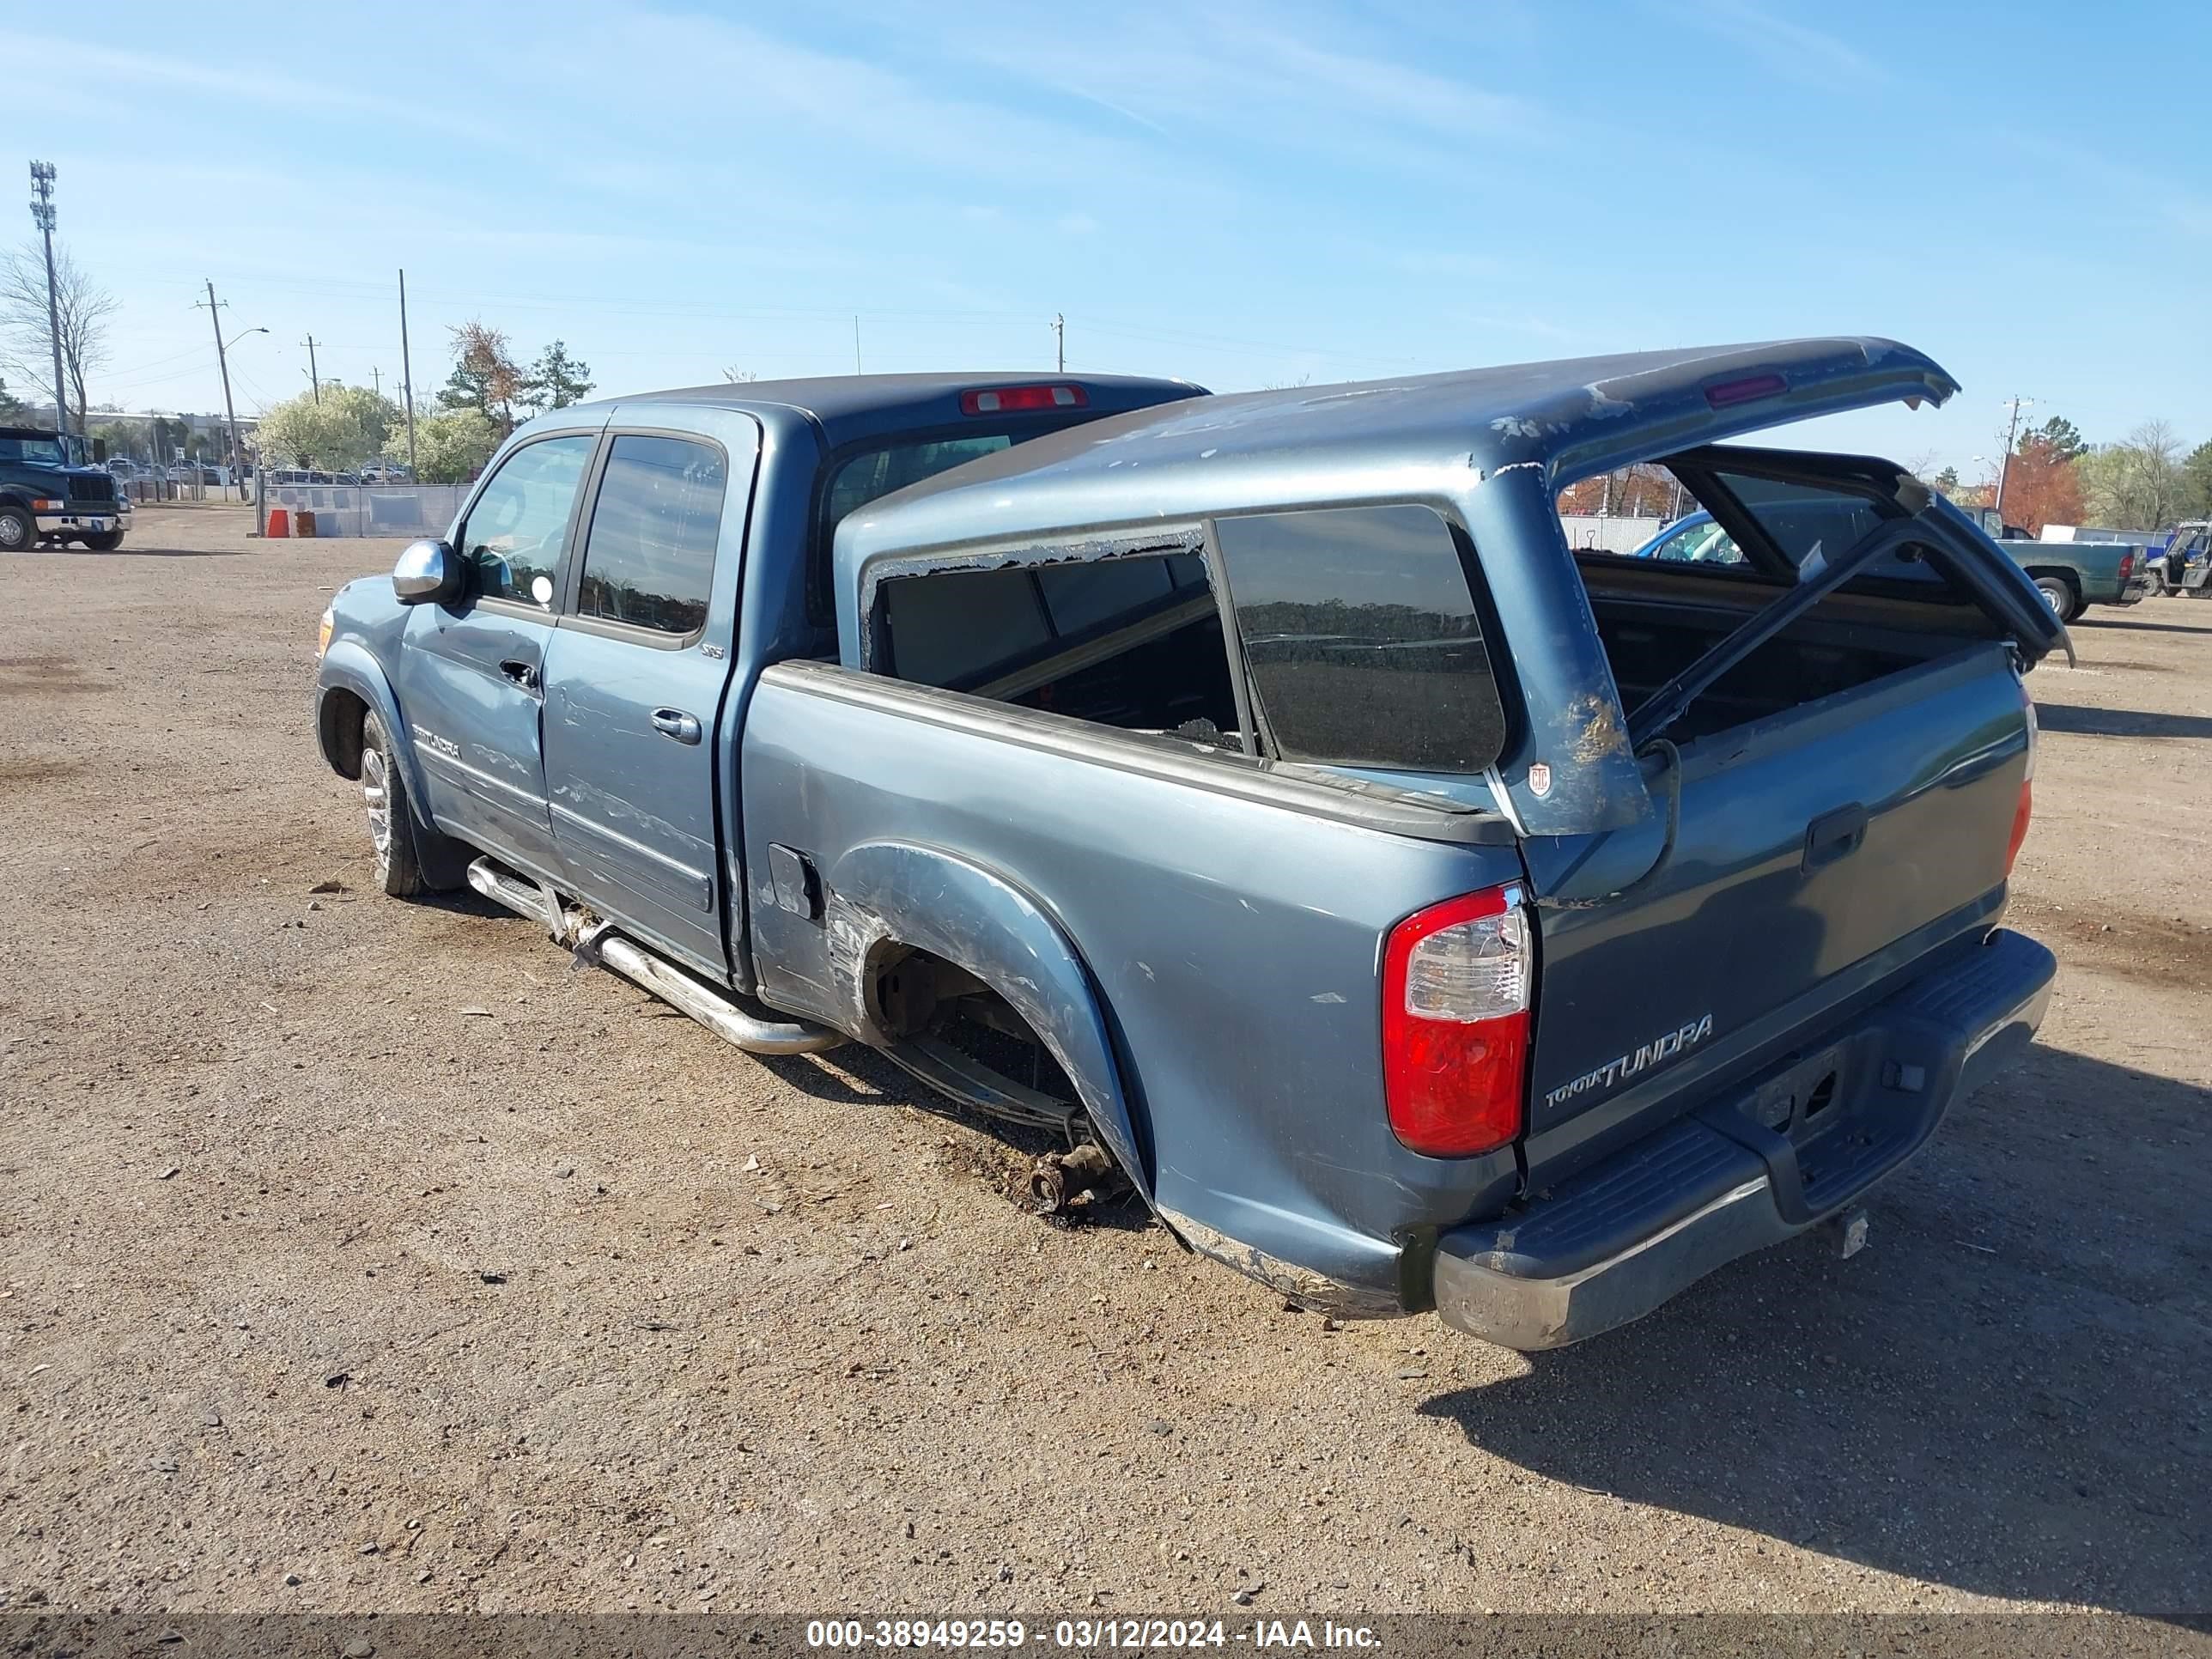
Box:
xmin=260 ymin=482 xmax=469 ymax=538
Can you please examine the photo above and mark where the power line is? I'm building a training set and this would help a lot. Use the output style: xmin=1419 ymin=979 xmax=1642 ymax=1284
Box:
xmin=100 ymin=341 xmax=216 ymax=380
xmin=1995 ymin=395 xmax=2034 ymax=518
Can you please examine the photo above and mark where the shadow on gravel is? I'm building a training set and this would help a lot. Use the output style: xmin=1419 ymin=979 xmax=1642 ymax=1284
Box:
xmin=2073 ymin=611 xmax=2212 ymax=634
xmin=2035 ymin=702 xmax=2212 ymax=740
xmin=110 ymin=545 xmax=258 ymax=558
xmin=1422 ymin=1045 xmax=2211 ymax=1620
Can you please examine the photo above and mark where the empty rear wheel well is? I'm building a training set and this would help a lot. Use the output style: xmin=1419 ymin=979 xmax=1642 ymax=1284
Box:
xmin=871 ymin=945 xmax=1078 ymax=1113
xmin=319 ymin=689 xmax=368 ymax=779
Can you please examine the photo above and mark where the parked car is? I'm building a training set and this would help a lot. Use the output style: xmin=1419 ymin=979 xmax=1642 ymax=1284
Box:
xmin=1629 ymin=510 xmax=1741 ymax=564
xmin=1639 ymin=504 xmax=2146 ymax=623
xmin=316 ymin=341 xmax=2058 ymax=1349
xmin=0 ymin=426 xmax=130 ymax=550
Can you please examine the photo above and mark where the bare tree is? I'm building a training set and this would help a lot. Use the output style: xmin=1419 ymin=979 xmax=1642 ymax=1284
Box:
xmin=720 ymin=366 xmax=759 ymax=383
xmin=2080 ymin=420 xmax=2187 ymax=531
xmin=0 ymin=241 xmax=118 ymax=434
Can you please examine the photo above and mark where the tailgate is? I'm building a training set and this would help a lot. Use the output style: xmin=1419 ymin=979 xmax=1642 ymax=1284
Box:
xmin=1515 ymin=444 xmax=2048 ymax=1169
xmin=1521 ymin=641 xmax=2032 ymax=1156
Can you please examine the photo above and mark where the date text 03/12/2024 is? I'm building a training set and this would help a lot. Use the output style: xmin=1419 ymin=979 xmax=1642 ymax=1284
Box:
xmin=805 ymin=1620 xmax=1382 ymax=1650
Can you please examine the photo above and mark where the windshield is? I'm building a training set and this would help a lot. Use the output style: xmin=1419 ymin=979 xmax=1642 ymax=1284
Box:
xmin=0 ymin=434 xmax=67 ymax=466
xmin=1650 ymin=518 xmax=1743 ymax=565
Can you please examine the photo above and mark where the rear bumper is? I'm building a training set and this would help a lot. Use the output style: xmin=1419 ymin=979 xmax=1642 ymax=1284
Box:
xmin=1433 ymin=927 xmax=2055 ymax=1351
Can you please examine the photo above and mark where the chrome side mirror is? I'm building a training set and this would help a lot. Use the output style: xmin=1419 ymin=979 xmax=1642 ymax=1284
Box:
xmin=392 ymin=539 xmax=459 ymax=605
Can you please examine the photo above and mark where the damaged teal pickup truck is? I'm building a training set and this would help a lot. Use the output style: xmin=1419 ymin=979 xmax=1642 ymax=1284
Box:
xmin=315 ymin=340 xmax=2060 ymax=1348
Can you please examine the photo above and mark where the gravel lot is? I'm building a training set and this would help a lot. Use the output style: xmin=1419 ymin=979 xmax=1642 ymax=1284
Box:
xmin=1 ymin=506 xmax=2206 ymax=1626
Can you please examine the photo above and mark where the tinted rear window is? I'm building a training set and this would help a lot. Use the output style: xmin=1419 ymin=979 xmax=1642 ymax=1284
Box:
xmin=824 ymin=434 xmax=1013 ymax=534
xmin=1212 ymin=504 xmax=1508 ymax=774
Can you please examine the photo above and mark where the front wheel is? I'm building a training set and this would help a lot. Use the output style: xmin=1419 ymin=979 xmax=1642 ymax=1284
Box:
xmin=360 ymin=710 xmax=428 ymax=897
xmin=80 ymin=532 xmax=124 ymax=552
xmin=2034 ymin=576 xmax=2078 ymax=623
xmin=0 ymin=504 xmax=33 ymax=553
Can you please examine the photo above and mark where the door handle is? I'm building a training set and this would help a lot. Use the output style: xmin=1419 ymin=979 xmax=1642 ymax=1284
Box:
xmin=498 ymin=658 xmax=540 ymax=690
xmin=1802 ymin=804 xmax=1869 ymax=873
xmin=651 ymin=708 xmax=702 ymax=744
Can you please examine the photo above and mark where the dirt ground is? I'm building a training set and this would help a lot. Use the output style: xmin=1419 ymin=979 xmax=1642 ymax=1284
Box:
xmin=1 ymin=504 xmax=2205 ymax=1623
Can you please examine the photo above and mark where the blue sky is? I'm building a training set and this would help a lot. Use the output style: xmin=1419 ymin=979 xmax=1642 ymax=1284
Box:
xmin=9 ymin=1 xmax=2207 ymax=477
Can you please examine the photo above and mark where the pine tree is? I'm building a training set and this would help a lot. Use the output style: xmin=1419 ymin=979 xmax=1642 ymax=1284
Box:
xmin=520 ymin=341 xmax=594 ymax=412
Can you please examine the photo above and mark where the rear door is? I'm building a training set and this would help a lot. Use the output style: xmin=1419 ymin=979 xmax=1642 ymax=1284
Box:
xmin=396 ymin=429 xmax=601 ymax=880
xmin=1519 ymin=449 xmax=2047 ymax=1164
xmin=539 ymin=420 xmax=757 ymax=979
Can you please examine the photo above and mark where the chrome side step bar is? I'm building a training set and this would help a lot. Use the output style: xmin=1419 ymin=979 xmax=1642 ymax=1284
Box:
xmin=595 ymin=934 xmax=845 ymax=1055
xmin=464 ymin=857 xmax=845 ymax=1057
xmin=465 ymin=857 xmax=565 ymax=939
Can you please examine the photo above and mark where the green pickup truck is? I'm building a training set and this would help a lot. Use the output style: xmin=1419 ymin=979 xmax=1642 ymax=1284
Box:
xmin=1946 ymin=504 xmax=2148 ymax=623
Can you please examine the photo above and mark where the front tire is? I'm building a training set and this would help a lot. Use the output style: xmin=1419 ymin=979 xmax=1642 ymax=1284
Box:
xmin=2034 ymin=576 xmax=2078 ymax=623
xmin=80 ymin=532 xmax=124 ymax=552
xmin=0 ymin=504 xmax=33 ymax=553
xmin=360 ymin=710 xmax=428 ymax=897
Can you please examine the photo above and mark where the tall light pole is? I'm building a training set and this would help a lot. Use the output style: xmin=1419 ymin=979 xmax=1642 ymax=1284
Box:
xmin=28 ymin=161 xmax=67 ymax=441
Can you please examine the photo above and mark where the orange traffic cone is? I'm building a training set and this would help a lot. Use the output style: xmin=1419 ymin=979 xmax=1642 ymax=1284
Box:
xmin=266 ymin=507 xmax=289 ymax=538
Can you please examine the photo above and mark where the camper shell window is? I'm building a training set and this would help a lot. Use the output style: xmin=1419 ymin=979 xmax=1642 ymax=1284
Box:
xmin=877 ymin=544 xmax=1243 ymax=747
xmin=869 ymin=503 xmax=1514 ymax=778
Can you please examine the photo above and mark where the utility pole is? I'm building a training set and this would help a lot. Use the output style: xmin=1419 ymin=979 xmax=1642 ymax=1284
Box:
xmin=853 ymin=315 xmax=862 ymax=375
xmin=302 ymin=335 xmax=321 ymax=404
xmin=1994 ymin=395 xmax=2033 ymax=519
xmin=198 ymin=282 xmax=250 ymax=500
xmin=1053 ymin=313 xmax=1065 ymax=374
xmin=371 ymin=366 xmax=381 ymax=397
xmin=398 ymin=269 xmax=418 ymax=478
xmin=28 ymin=161 xmax=67 ymax=441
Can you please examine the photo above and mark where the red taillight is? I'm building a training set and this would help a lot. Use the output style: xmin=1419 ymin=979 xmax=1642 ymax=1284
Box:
xmin=2005 ymin=684 xmax=2037 ymax=876
xmin=960 ymin=384 xmax=1088 ymax=416
xmin=1703 ymin=372 xmax=1789 ymax=410
xmin=2118 ymin=550 xmax=2135 ymax=581
xmin=1382 ymin=884 xmax=1532 ymax=1158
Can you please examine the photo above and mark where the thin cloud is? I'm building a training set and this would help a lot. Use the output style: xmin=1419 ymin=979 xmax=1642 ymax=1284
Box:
xmin=0 ymin=29 xmax=512 ymax=148
xmin=955 ymin=4 xmax=1549 ymax=177
xmin=1663 ymin=0 xmax=1893 ymax=87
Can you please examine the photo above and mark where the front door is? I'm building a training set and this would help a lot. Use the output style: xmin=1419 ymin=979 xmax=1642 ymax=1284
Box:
xmin=540 ymin=428 xmax=749 ymax=978
xmin=394 ymin=431 xmax=599 ymax=884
